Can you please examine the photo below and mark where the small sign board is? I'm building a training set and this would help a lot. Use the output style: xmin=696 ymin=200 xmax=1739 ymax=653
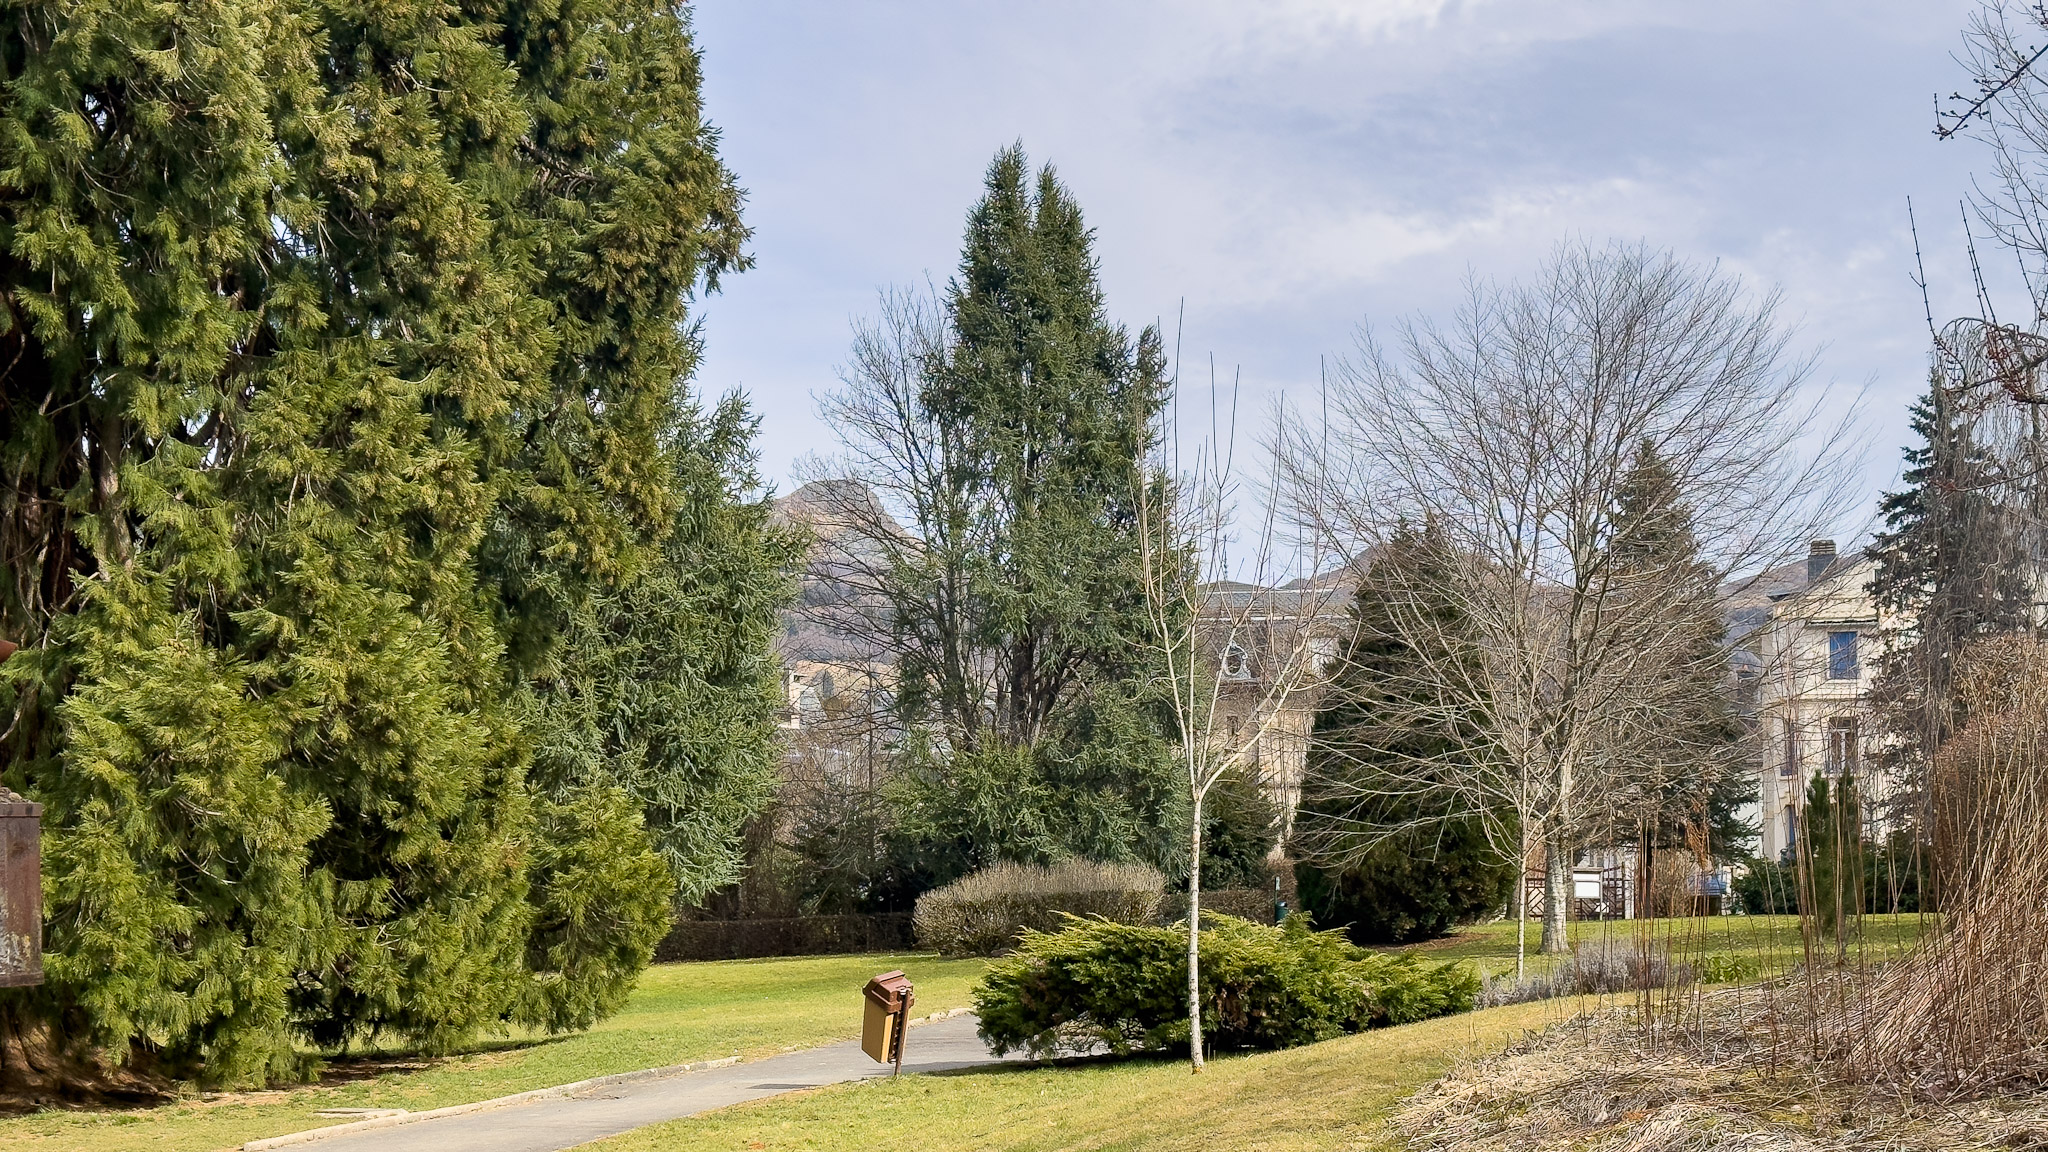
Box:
xmin=1572 ymin=869 xmax=1604 ymax=900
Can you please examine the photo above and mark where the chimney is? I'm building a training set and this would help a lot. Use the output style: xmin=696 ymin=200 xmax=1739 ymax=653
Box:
xmin=1807 ymin=539 xmax=1837 ymax=585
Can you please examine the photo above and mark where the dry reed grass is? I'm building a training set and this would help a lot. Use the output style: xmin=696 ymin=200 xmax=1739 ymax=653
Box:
xmin=1818 ymin=637 xmax=2048 ymax=1097
xmin=1345 ymin=613 xmax=2048 ymax=1152
xmin=1399 ymin=635 xmax=2048 ymax=1151
xmin=1397 ymin=996 xmax=2048 ymax=1152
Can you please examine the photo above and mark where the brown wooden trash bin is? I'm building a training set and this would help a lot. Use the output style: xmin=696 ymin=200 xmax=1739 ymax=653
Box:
xmin=0 ymin=786 xmax=41 ymax=988
xmin=860 ymin=970 xmax=915 ymax=1072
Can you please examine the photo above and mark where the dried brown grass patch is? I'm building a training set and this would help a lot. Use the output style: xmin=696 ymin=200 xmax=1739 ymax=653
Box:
xmin=1396 ymin=994 xmax=2048 ymax=1152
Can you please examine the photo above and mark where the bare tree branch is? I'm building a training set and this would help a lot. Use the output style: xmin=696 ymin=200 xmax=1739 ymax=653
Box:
xmin=1278 ymin=241 xmax=1861 ymax=964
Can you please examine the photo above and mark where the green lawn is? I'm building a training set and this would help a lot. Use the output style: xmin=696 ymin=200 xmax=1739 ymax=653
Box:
xmin=589 ymin=999 xmax=1569 ymax=1152
xmin=0 ymin=915 xmax=1934 ymax=1152
xmin=1400 ymin=913 xmax=1928 ymax=979
xmin=0 ymin=953 xmax=987 ymax=1152
xmin=582 ymin=915 xmax=1935 ymax=1152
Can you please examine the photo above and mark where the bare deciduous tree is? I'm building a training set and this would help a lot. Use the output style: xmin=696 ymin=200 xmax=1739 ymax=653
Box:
xmin=1282 ymin=242 xmax=1857 ymax=962
xmin=1137 ymin=379 xmax=1345 ymax=1072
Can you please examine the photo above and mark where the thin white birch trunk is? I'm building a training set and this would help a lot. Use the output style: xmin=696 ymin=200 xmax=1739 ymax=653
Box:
xmin=1187 ymin=790 xmax=1205 ymax=1073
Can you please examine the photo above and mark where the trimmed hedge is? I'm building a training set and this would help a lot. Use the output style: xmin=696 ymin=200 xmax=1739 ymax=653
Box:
xmin=653 ymin=914 xmax=914 ymax=962
xmin=973 ymin=913 xmax=1476 ymax=1058
xmin=1158 ymin=887 xmax=1283 ymax=925
xmin=914 ymin=860 xmax=1163 ymax=957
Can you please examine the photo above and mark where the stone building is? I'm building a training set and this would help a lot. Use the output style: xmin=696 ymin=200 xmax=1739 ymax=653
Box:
xmin=1727 ymin=540 xmax=1883 ymax=862
xmin=1197 ymin=574 xmax=1353 ymax=846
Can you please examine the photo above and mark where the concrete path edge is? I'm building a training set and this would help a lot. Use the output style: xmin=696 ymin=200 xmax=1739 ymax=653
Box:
xmin=240 ymin=1007 xmax=976 ymax=1151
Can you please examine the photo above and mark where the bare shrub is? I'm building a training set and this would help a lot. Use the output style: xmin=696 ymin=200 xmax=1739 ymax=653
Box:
xmin=1645 ymin=852 xmax=1706 ymax=920
xmin=1478 ymin=938 xmax=1691 ymax=1008
xmin=912 ymin=859 xmax=1164 ymax=957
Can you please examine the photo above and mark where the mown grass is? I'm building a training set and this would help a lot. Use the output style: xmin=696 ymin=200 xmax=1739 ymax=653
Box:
xmin=0 ymin=953 xmax=987 ymax=1152
xmin=590 ymin=999 xmax=1571 ymax=1152
xmin=0 ymin=915 xmax=1936 ymax=1152
xmin=1402 ymin=913 xmax=1928 ymax=980
xmin=586 ymin=916 xmax=1933 ymax=1152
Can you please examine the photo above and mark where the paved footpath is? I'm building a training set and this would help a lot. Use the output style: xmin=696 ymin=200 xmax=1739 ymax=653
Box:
xmin=259 ymin=1014 xmax=1022 ymax=1152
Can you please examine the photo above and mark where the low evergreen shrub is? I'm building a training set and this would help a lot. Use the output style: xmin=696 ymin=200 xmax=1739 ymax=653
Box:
xmin=1293 ymin=824 xmax=1513 ymax=945
xmin=913 ymin=859 xmax=1163 ymax=956
xmin=972 ymin=913 xmax=1476 ymax=1058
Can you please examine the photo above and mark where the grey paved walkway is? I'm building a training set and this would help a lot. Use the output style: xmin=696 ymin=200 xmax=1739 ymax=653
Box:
xmin=291 ymin=1014 xmax=1021 ymax=1152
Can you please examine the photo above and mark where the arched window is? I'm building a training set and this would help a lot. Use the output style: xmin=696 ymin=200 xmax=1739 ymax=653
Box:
xmin=1221 ymin=642 xmax=1251 ymax=680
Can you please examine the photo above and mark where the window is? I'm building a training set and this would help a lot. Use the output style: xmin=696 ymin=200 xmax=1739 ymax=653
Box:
xmin=1780 ymin=718 xmax=1798 ymax=778
xmin=1827 ymin=631 xmax=1860 ymax=680
xmin=1735 ymin=666 xmax=1760 ymax=709
xmin=1825 ymin=717 xmax=1859 ymax=776
xmin=1222 ymin=643 xmax=1251 ymax=680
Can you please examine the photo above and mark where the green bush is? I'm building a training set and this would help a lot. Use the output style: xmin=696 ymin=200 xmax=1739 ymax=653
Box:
xmin=972 ymin=914 xmax=1476 ymax=1058
xmin=913 ymin=859 xmax=1164 ymax=956
xmin=1293 ymin=821 xmax=1513 ymax=945
xmin=1734 ymin=856 xmax=1798 ymax=915
xmin=1194 ymin=763 xmax=1283 ymax=889
xmin=1733 ymin=829 xmax=1931 ymax=917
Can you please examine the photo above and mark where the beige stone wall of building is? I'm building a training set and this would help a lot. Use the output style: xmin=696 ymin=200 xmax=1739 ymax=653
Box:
xmin=1744 ymin=544 xmax=1886 ymax=862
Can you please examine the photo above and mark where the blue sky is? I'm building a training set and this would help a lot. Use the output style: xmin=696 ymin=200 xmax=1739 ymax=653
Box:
xmin=690 ymin=1 xmax=1993 ymax=532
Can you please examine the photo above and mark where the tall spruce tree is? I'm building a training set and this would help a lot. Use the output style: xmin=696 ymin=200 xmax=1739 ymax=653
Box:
xmin=824 ymin=145 xmax=1180 ymax=893
xmin=0 ymin=0 xmax=775 ymax=1085
xmin=1607 ymin=441 xmax=1754 ymax=861
xmin=1869 ymin=368 xmax=2033 ymax=773
xmin=1294 ymin=522 xmax=1514 ymax=945
xmin=524 ymin=396 xmax=801 ymax=905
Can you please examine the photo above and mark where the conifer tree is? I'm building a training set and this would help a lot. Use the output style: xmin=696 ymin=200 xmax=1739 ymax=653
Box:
xmin=525 ymin=396 xmax=802 ymax=906
xmin=822 ymin=145 xmax=1180 ymax=889
xmin=0 ymin=0 xmax=773 ymax=1084
xmin=1797 ymin=772 xmax=1864 ymax=944
xmin=1869 ymin=369 xmax=2033 ymax=771
xmin=1608 ymin=441 xmax=1754 ymax=862
xmin=1294 ymin=522 xmax=1514 ymax=944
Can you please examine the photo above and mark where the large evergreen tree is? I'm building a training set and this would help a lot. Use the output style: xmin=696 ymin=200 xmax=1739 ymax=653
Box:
xmin=1869 ymin=368 xmax=2034 ymax=773
xmin=1607 ymin=441 xmax=1754 ymax=861
xmin=525 ymin=396 xmax=802 ymax=906
xmin=0 ymin=0 xmax=779 ymax=1085
xmin=821 ymin=145 xmax=1180 ymax=895
xmin=1294 ymin=522 xmax=1514 ymax=945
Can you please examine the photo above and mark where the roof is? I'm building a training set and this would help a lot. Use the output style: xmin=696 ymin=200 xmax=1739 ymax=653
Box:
xmin=1719 ymin=547 xmax=1875 ymax=642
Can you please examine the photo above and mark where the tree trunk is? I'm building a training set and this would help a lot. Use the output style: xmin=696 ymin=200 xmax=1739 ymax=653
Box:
xmin=1514 ymin=825 xmax=1529 ymax=980
xmin=1188 ymin=790 xmax=1205 ymax=1073
xmin=1541 ymin=827 xmax=1572 ymax=955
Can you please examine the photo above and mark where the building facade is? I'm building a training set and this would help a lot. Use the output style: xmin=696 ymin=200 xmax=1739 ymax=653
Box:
xmin=1738 ymin=541 xmax=1883 ymax=862
xmin=1197 ymin=576 xmax=1352 ymax=846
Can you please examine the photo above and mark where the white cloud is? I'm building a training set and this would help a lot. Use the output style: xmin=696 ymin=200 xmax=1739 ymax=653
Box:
xmin=692 ymin=0 xmax=1988 ymax=523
